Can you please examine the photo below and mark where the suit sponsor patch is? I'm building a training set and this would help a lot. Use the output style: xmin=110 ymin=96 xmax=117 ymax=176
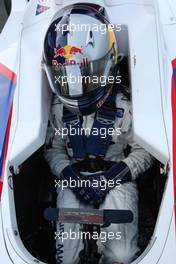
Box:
xmin=36 ymin=4 xmax=50 ymax=15
xmin=116 ymin=108 xmax=124 ymax=118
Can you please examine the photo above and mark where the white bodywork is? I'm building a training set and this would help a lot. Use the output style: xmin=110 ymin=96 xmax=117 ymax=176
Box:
xmin=0 ymin=0 xmax=176 ymax=263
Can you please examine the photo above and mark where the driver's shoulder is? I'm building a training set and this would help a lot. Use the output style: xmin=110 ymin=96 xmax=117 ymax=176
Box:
xmin=115 ymin=86 xmax=131 ymax=111
xmin=49 ymin=93 xmax=63 ymax=122
xmin=114 ymin=87 xmax=132 ymax=132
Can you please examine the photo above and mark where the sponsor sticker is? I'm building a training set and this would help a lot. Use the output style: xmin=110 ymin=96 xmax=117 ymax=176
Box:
xmin=54 ymin=45 xmax=83 ymax=59
xmin=38 ymin=0 xmax=50 ymax=4
xmin=52 ymin=45 xmax=89 ymax=69
xmin=116 ymin=108 xmax=124 ymax=118
xmin=36 ymin=4 xmax=50 ymax=16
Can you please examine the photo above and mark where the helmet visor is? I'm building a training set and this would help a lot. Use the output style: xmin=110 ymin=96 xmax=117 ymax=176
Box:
xmin=44 ymin=47 xmax=116 ymax=98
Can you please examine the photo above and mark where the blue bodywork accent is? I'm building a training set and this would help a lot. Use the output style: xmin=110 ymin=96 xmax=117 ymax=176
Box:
xmin=174 ymin=69 xmax=176 ymax=85
xmin=0 ymin=74 xmax=15 ymax=177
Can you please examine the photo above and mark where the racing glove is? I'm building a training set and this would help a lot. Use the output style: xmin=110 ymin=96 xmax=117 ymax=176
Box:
xmin=88 ymin=161 xmax=132 ymax=192
xmin=60 ymin=165 xmax=107 ymax=205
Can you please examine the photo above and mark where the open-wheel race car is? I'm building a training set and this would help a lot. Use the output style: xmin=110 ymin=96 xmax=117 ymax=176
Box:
xmin=0 ymin=0 xmax=176 ymax=263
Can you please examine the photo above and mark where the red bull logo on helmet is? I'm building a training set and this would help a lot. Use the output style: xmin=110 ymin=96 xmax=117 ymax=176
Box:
xmin=52 ymin=45 xmax=89 ymax=69
xmin=52 ymin=57 xmax=89 ymax=70
xmin=54 ymin=45 xmax=83 ymax=59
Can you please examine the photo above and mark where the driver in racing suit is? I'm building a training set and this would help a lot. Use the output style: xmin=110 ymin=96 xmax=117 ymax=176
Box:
xmin=43 ymin=3 xmax=154 ymax=264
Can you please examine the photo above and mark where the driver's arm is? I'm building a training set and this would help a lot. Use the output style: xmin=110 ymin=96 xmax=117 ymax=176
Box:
xmin=123 ymin=123 xmax=154 ymax=180
xmin=44 ymin=96 xmax=70 ymax=177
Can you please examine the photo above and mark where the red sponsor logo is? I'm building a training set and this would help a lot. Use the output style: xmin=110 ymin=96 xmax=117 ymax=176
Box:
xmin=52 ymin=57 xmax=89 ymax=69
xmin=96 ymin=89 xmax=111 ymax=109
xmin=54 ymin=45 xmax=83 ymax=59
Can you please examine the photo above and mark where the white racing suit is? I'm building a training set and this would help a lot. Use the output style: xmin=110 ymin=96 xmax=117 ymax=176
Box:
xmin=44 ymin=91 xmax=154 ymax=264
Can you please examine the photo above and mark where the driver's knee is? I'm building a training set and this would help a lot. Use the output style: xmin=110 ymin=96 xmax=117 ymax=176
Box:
xmin=102 ymin=252 xmax=135 ymax=264
xmin=101 ymin=238 xmax=139 ymax=264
